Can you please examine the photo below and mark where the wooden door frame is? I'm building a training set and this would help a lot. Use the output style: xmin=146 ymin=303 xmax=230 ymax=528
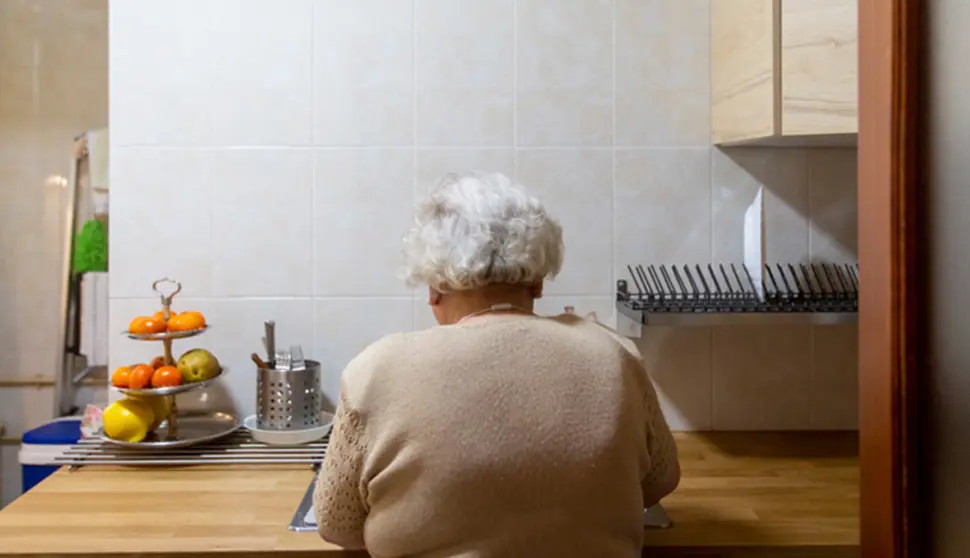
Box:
xmin=857 ymin=0 xmax=921 ymax=557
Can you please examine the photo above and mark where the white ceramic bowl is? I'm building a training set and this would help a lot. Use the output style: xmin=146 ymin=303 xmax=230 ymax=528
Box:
xmin=243 ymin=412 xmax=334 ymax=446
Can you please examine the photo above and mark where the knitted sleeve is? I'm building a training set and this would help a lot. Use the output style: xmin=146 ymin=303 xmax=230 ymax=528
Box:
xmin=597 ymin=319 xmax=681 ymax=490
xmin=641 ymin=379 xmax=680 ymax=491
xmin=313 ymin=390 xmax=368 ymax=550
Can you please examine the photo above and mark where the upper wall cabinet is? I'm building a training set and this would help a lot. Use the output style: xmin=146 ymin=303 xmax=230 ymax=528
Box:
xmin=711 ymin=0 xmax=858 ymax=146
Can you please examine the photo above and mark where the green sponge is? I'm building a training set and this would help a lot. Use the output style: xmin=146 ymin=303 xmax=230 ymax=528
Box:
xmin=73 ymin=219 xmax=108 ymax=273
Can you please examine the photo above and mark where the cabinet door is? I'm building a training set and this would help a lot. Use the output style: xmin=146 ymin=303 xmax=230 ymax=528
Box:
xmin=781 ymin=0 xmax=858 ymax=136
xmin=711 ymin=0 xmax=779 ymax=144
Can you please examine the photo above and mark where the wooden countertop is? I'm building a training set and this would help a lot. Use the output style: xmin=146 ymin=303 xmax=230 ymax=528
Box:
xmin=0 ymin=432 xmax=858 ymax=557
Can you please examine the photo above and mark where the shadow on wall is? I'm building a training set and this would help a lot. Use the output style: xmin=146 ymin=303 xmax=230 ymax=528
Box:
xmin=717 ymin=146 xmax=858 ymax=265
xmin=638 ymin=146 xmax=859 ymax=433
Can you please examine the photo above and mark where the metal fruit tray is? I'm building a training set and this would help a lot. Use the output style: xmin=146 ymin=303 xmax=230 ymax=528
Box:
xmin=110 ymin=368 xmax=224 ymax=397
xmin=124 ymin=325 xmax=208 ymax=341
xmin=98 ymin=411 xmax=240 ymax=450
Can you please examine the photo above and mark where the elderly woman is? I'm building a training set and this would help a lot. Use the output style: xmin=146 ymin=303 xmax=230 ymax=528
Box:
xmin=314 ymin=172 xmax=679 ymax=557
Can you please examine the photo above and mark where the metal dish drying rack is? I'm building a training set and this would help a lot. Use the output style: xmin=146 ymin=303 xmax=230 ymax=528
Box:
xmin=55 ymin=430 xmax=328 ymax=469
xmin=617 ymin=262 xmax=859 ymax=326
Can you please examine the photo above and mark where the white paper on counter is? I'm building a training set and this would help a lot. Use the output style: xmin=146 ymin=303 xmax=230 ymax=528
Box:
xmin=743 ymin=187 xmax=766 ymax=300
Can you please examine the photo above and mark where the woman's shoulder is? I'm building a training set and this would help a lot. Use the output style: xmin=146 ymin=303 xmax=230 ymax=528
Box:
xmin=546 ymin=313 xmax=643 ymax=361
xmin=338 ymin=328 xmax=446 ymax=401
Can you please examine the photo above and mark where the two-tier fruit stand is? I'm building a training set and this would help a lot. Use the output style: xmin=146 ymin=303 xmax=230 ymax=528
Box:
xmin=105 ymin=278 xmax=239 ymax=448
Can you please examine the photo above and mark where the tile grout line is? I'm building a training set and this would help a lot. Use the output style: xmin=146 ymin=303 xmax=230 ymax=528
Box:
xmin=310 ymin=0 xmax=318 ymax=355
xmin=611 ymin=0 xmax=617 ymax=307
xmin=110 ymin=145 xmax=714 ymax=151
xmin=411 ymin=0 xmax=418 ymax=330
xmin=805 ymin=151 xmax=815 ymax=430
xmin=512 ymin=0 xmax=518 ymax=180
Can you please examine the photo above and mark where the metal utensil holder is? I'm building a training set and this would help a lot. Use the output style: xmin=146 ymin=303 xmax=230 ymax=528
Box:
xmin=257 ymin=360 xmax=323 ymax=430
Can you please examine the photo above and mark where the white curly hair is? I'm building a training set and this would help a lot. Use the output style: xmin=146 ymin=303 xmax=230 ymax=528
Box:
xmin=403 ymin=172 xmax=564 ymax=292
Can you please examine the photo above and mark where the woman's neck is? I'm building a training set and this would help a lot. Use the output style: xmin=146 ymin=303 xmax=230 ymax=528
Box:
xmin=437 ymin=286 xmax=537 ymax=325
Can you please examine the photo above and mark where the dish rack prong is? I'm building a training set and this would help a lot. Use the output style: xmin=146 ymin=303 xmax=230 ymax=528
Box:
xmin=617 ymin=262 xmax=859 ymax=326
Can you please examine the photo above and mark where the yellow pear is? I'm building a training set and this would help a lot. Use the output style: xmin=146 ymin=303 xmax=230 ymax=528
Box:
xmin=177 ymin=348 xmax=221 ymax=383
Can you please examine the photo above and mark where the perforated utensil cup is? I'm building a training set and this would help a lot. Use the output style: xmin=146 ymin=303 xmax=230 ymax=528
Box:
xmin=256 ymin=360 xmax=323 ymax=430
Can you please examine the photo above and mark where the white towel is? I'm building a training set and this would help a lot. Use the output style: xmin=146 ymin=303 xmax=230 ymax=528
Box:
xmin=86 ymin=128 xmax=109 ymax=217
xmin=80 ymin=272 xmax=109 ymax=366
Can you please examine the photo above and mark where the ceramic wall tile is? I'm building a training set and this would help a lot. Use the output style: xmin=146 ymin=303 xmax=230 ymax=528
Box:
xmin=0 ymin=255 xmax=61 ymax=355
xmin=0 ymin=0 xmax=107 ymax=70
xmin=0 ymin=0 xmax=107 ymax=134
xmin=313 ymin=0 xmax=413 ymax=146
xmin=515 ymin=149 xmax=613 ymax=295
xmin=516 ymin=0 xmax=613 ymax=146
xmin=0 ymin=134 xmax=73 ymax=264
xmin=412 ymin=297 xmax=439 ymax=331
xmin=615 ymin=148 xmax=712 ymax=279
xmin=712 ymin=325 xmax=812 ymax=430
xmin=712 ymin=147 xmax=811 ymax=263
xmin=314 ymin=298 xmax=413 ymax=402
xmin=0 ymin=348 xmax=59 ymax=382
xmin=109 ymin=148 xmax=214 ymax=298
xmin=416 ymin=0 xmax=514 ymax=146
xmin=809 ymin=149 xmax=858 ymax=262
xmin=636 ymin=327 xmax=713 ymax=431
xmin=811 ymin=324 xmax=859 ymax=430
xmin=313 ymin=149 xmax=414 ymax=297
xmin=415 ymin=149 xmax=516 ymax=197
xmin=210 ymin=150 xmax=314 ymax=297
xmin=110 ymin=0 xmax=313 ymax=146
xmin=615 ymin=0 xmax=710 ymax=147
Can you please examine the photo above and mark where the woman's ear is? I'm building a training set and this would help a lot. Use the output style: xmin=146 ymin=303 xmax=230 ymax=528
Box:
xmin=428 ymin=286 xmax=443 ymax=306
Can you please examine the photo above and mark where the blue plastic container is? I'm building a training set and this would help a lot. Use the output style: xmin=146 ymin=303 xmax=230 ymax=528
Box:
xmin=19 ymin=418 xmax=82 ymax=494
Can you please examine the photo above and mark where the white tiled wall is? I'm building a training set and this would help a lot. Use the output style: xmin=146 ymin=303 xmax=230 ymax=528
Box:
xmin=109 ymin=0 xmax=858 ymax=433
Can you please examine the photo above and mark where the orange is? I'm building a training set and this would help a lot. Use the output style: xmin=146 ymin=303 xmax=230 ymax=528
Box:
xmin=151 ymin=366 xmax=183 ymax=388
xmin=152 ymin=310 xmax=178 ymax=321
xmin=149 ymin=355 xmax=167 ymax=369
xmin=129 ymin=316 xmax=166 ymax=335
xmin=167 ymin=311 xmax=206 ymax=332
xmin=129 ymin=364 xmax=154 ymax=390
xmin=111 ymin=366 xmax=132 ymax=388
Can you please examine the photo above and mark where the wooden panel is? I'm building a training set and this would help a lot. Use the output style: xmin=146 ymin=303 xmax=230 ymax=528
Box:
xmin=711 ymin=0 xmax=779 ymax=143
xmin=857 ymin=0 xmax=921 ymax=555
xmin=781 ymin=0 xmax=859 ymax=135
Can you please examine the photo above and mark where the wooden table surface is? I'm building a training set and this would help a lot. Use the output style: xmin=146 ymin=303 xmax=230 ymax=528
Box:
xmin=0 ymin=432 xmax=859 ymax=557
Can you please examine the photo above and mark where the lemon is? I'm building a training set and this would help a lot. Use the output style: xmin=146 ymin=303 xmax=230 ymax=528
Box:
xmin=128 ymin=394 xmax=171 ymax=430
xmin=103 ymin=398 xmax=155 ymax=443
